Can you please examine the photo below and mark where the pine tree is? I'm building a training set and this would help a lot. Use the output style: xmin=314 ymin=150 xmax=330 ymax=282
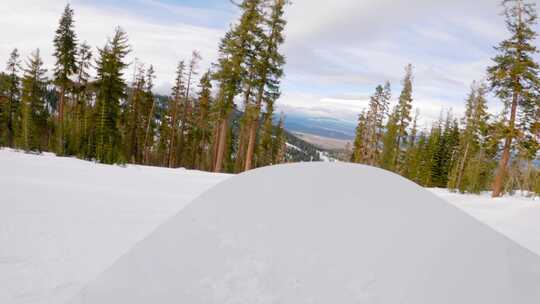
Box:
xmin=178 ymin=51 xmax=201 ymax=167
xmin=363 ymin=82 xmax=391 ymax=166
xmin=418 ymin=128 xmax=438 ymax=187
xmin=93 ymin=27 xmax=130 ymax=164
xmin=0 ymin=49 xmax=22 ymax=147
xmin=19 ymin=49 xmax=48 ymax=151
xmin=488 ymin=0 xmax=540 ymax=197
xmin=431 ymin=112 xmax=460 ymax=187
xmin=192 ymin=71 xmax=213 ymax=170
xmin=402 ymin=110 xmax=420 ymax=180
xmin=257 ymin=99 xmax=276 ymax=167
xmin=243 ymin=0 xmax=288 ymax=171
xmin=380 ymin=108 xmax=399 ymax=171
xmin=157 ymin=99 xmax=171 ymax=167
xmin=395 ymin=64 xmax=414 ymax=170
xmin=53 ymin=4 xmax=78 ymax=155
xmin=448 ymin=82 xmax=490 ymax=193
xmin=273 ymin=113 xmax=287 ymax=164
xmin=168 ymin=61 xmax=186 ymax=167
xmin=351 ymin=110 xmax=368 ymax=163
xmin=124 ymin=62 xmax=146 ymax=163
xmin=71 ymin=42 xmax=93 ymax=157
xmin=142 ymin=65 xmax=156 ymax=165
xmin=212 ymin=0 xmax=265 ymax=172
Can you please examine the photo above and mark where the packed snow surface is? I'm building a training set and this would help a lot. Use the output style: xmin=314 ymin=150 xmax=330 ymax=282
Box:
xmin=0 ymin=149 xmax=229 ymax=304
xmin=1 ymin=149 xmax=540 ymax=304
xmin=71 ymin=162 xmax=540 ymax=304
xmin=429 ymin=188 xmax=540 ymax=256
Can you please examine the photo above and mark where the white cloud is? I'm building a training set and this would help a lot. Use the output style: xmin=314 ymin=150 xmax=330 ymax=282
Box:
xmin=278 ymin=0 xmax=526 ymax=120
xmin=1 ymin=0 xmax=537 ymax=124
xmin=0 ymin=0 xmax=224 ymax=95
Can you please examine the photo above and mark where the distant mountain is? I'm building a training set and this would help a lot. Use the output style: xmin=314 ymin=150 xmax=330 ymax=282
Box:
xmin=281 ymin=114 xmax=356 ymax=140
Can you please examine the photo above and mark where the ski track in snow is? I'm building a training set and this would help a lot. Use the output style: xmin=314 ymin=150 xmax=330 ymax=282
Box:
xmin=1 ymin=149 xmax=540 ymax=304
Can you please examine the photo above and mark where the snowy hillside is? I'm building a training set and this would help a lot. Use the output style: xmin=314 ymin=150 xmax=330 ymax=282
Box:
xmin=0 ymin=149 xmax=229 ymax=304
xmin=1 ymin=149 xmax=540 ymax=303
xmin=428 ymin=188 xmax=540 ymax=256
xmin=71 ymin=162 xmax=540 ymax=304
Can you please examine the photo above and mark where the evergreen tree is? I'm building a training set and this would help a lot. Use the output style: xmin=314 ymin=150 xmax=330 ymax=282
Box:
xmin=192 ymin=71 xmax=213 ymax=170
xmin=167 ymin=61 xmax=186 ymax=167
xmin=351 ymin=110 xmax=368 ymax=163
xmin=142 ymin=65 xmax=156 ymax=165
xmin=273 ymin=113 xmax=287 ymax=164
xmin=395 ymin=64 xmax=414 ymax=170
xmin=431 ymin=112 xmax=460 ymax=187
xmin=124 ymin=62 xmax=146 ymax=163
xmin=402 ymin=110 xmax=420 ymax=180
xmin=448 ymin=82 xmax=491 ymax=193
xmin=488 ymin=0 xmax=540 ymax=197
xmin=53 ymin=4 xmax=78 ymax=155
xmin=0 ymin=49 xmax=22 ymax=147
xmin=178 ymin=51 xmax=201 ymax=167
xmin=243 ymin=0 xmax=288 ymax=171
xmin=93 ymin=27 xmax=130 ymax=164
xmin=19 ymin=49 xmax=48 ymax=151
xmin=157 ymin=99 xmax=171 ymax=167
xmin=212 ymin=0 xmax=265 ymax=172
xmin=380 ymin=108 xmax=399 ymax=171
xmin=257 ymin=99 xmax=276 ymax=167
xmin=363 ymin=82 xmax=391 ymax=166
xmin=70 ymin=42 xmax=93 ymax=157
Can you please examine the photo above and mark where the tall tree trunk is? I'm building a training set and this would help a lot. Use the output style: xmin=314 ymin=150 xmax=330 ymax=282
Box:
xmin=211 ymin=122 xmax=220 ymax=171
xmin=178 ymin=99 xmax=191 ymax=166
xmin=168 ymin=98 xmax=178 ymax=168
xmin=244 ymin=119 xmax=258 ymax=171
xmin=236 ymin=87 xmax=254 ymax=172
xmin=214 ymin=119 xmax=228 ymax=172
xmin=58 ymin=87 xmax=65 ymax=155
xmin=244 ymin=88 xmax=264 ymax=171
xmin=143 ymin=99 xmax=155 ymax=165
xmin=456 ymin=142 xmax=470 ymax=190
xmin=235 ymin=122 xmax=248 ymax=172
xmin=492 ymin=91 xmax=519 ymax=197
xmin=7 ymin=91 xmax=15 ymax=147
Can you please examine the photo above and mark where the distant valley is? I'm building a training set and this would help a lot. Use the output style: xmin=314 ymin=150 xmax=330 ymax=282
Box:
xmin=280 ymin=114 xmax=356 ymax=151
xmin=282 ymin=114 xmax=356 ymax=141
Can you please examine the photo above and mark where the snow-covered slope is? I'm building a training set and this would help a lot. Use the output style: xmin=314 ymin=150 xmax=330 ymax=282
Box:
xmin=0 ymin=149 xmax=229 ymax=304
xmin=71 ymin=163 xmax=540 ymax=304
xmin=2 ymin=149 xmax=540 ymax=304
xmin=429 ymin=188 xmax=540 ymax=260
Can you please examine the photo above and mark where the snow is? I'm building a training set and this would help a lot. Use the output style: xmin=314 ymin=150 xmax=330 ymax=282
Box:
xmin=0 ymin=149 xmax=229 ymax=304
xmin=318 ymin=151 xmax=337 ymax=162
xmin=70 ymin=162 xmax=540 ymax=303
xmin=1 ymin=149 xmax=540 ymax=303
xmin=428 ymin=188 xmax=540 ymax=258
xmin=285 ymin=142 xmax=302 ymax=152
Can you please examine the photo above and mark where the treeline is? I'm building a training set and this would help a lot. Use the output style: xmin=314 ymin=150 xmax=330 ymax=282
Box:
xmin=352 ymin=0 xmax=540 ymax=197
xmin=0 ymin=0 xmax=290 ymax=173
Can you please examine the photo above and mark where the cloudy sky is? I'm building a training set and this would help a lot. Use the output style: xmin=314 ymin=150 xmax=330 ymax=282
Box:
xmin=1 ymin=0 xmax=538 ymax=126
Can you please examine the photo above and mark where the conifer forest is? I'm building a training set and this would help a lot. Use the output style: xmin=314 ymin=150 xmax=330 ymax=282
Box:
xmin=0 ymin=0 xmax=290 ymax=174
xmin=351 ymin=0 xmax=540 ymax=197
xmin=2 ymin=0 xmax=540 ymax=197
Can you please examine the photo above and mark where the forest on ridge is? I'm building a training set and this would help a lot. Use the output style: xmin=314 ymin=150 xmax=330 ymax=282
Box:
xmin=2 ymin=0 xmax=540 ymax=197
xmin=0 ymin=0 xmax=291 ymax=174
xmin=350 ymin=0 xmax=540 ymax=197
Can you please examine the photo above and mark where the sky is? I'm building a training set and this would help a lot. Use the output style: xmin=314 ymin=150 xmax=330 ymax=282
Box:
xmin=1 ymin=0 xmax=539 ymax=127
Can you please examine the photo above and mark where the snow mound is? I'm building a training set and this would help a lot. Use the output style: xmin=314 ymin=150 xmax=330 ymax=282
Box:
xmin=71 ymin=163 xmax=540 ymax=304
